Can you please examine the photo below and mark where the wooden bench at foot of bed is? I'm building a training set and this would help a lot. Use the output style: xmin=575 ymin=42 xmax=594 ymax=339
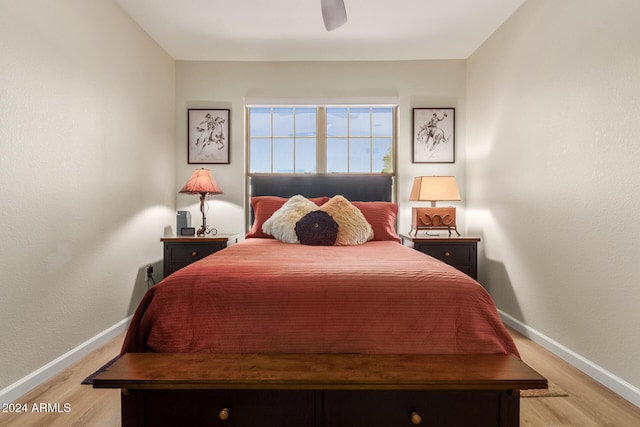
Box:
xmin=93 ymin=353 xmax=547 ymax=427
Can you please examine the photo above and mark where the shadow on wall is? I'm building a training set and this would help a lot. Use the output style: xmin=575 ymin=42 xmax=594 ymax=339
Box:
xmin=482 ymin=258 xmax=524 ymax=323
xmin=127 ymin=260 xmax=163 ymax=316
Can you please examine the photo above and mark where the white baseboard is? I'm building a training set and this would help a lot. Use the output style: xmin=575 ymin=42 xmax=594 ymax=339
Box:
xmin=500 ymin=310 xmax=640 ymax=408
xmin=0 ymin=317 xmax=131 ymax=405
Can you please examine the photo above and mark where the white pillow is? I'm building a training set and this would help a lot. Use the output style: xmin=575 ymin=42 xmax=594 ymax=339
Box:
xmin=262 ymin=195 xmax=318 ymax=243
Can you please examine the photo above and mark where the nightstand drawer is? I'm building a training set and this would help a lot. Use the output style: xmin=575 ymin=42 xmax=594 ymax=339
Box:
xmin=167 ymin=242 xmax=226 ymax=262
xmin=415 ymin=243 xmax=474 ymax=264
xmin=401 ymin=235 xmax=480 ymax=280
xmin=161 ymin=235 xmax=238 ymax=278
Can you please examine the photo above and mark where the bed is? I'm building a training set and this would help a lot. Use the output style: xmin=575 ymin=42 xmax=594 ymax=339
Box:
xmin=94 ymin=175 xmax=546 ymax=426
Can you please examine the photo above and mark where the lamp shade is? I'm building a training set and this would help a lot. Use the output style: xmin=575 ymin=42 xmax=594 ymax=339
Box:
xmin=409 ymin=176 xmax=460 ymax=202
xmin=179 ymin=168 xmax=223 ymax=195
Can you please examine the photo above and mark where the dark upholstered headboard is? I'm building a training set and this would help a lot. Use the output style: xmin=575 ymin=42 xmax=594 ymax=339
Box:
xmin=248 ymin=175 xmax=395 ymax=226
xmin=249 ymin=175 xmax=394 ymax=202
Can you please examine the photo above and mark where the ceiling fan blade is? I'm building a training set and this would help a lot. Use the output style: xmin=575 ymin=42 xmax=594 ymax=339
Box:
xmin=321 ymin=0 xmax=347 ymax=31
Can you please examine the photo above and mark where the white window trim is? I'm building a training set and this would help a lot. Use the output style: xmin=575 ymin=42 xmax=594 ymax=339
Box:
xmin=246 ymin=102 xmax=398 ymax=175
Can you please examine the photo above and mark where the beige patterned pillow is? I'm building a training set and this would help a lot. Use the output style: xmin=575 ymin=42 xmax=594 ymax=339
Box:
xmin=318 ymin=195 xmax=374 ymax=245
xmin=262 ymin=195 xmax=318 ymax=243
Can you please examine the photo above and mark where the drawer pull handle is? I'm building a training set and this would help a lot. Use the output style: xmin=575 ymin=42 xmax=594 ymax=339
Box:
xmin=191 ymin=251 xmax=198 ymax=257
xmin=219 ymin=407 xmax=229 ymax=421
xmin=411 ymin=411 xmax=422 ymax=424
xmin=444 ymin=251 xmax=451 ymax=257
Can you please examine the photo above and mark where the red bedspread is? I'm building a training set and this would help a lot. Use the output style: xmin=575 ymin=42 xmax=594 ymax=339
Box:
xmin=122 ymin=239 xmax=518 ymax=356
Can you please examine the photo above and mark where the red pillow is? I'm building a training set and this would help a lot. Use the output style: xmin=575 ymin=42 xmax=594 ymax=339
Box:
xmin=246 ymin=196 xmax=330 ymax=239
xmin=351 ymin=201 xmax=401 ymax=243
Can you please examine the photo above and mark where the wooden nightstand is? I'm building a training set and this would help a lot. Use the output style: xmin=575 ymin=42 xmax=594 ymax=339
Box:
xmin=161 ymin=234 xmax=238 ymax=277
xmin=401 ymin=234 xmax=480 ymax=280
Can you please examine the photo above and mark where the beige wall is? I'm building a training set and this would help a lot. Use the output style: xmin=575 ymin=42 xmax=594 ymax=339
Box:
xmin=0 ymin=1 xmax=175 ymax=392
xmin=466 ymin=0 xmax=640 ymax=403
xmin=174 ymin=60 xmax=468 ymax=237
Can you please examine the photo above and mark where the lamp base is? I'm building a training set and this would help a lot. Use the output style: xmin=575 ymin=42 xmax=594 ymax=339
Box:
xmin=196 ymin=192 xmax=218 ymax=237
xmin=196 ymin=224 xmax=218 ymax=237
xmin=410 ymin=207 xmax=460 ymax=236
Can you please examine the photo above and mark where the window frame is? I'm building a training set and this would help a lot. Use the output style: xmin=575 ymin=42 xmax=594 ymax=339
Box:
xmin=246 ymin=104 xmax=397 ymax=176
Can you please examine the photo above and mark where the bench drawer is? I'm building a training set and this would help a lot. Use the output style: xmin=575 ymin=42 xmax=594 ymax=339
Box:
xmin=129 ymin=389 xmax=315 ymax=427
xmin=323 ymin=390 xmax=506 ymax=427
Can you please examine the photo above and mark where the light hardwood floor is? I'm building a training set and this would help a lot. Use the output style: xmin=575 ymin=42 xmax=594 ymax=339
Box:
xmin=1 ymin=327 xmax=639 ymax=426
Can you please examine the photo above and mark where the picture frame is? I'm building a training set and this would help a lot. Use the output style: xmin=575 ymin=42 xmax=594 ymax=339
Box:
xmin=188 ymin=109 xmax=230 ymax=164
xmin=412 ymin=108 xmax=455 ymax=163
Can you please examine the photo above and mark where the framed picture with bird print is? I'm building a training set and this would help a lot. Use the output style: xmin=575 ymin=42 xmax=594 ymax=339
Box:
xmin=188 ymin=109 xmax=230 ymax=164
xmin=412 ymin=108 xmax=455 ymax=163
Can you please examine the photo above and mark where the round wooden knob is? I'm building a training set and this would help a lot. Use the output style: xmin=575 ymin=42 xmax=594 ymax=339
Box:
xmin=444 ymin=251 xmax=451 ymax=257
xmin=191 ymin=251 xmax=198 ymax=257
xmin=219 ymin=407 xmax=229 ymax=421
xmin=411 ymin=411 xmax=422 ymax=424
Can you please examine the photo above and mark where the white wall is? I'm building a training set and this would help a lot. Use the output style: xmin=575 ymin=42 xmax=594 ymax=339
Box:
xmin=174 ymin=60 xmax=468 ymax=237
xmin=466 ymin=0 xmax=640 ymax=402
xmin=0 ymin=0 xmax=175 ymax=392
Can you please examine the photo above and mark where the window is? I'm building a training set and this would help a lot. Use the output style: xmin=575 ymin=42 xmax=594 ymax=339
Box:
xmin=248 ymin=105 xmax=396 ymax=174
